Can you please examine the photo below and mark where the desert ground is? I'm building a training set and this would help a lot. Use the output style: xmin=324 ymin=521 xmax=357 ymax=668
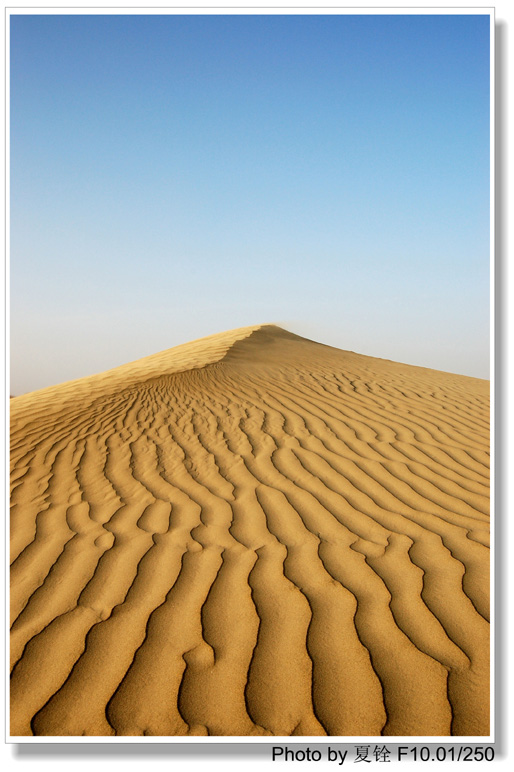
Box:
xmin=10 ymin=324 xmax=490 ymax=737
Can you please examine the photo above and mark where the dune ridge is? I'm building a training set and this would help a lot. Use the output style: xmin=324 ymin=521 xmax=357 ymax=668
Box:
xmin=10 ymin=324 xmax=490 ymax=737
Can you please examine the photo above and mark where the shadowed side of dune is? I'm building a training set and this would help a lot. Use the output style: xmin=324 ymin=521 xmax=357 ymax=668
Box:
xmin=10 ymin=325 xmax=490 ymax=737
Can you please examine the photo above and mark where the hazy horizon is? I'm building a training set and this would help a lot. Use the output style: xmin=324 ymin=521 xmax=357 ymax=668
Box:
xmin=10 ymin=12 xmax=491 ymax=395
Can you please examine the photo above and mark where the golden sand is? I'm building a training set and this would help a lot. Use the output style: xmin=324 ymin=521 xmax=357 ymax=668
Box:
xmin=10 ymin=325 xmax=490 ymax=737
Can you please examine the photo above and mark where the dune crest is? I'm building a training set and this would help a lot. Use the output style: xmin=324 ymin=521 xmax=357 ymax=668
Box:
xmin=10 ymin=325 xmax=490 ymax=737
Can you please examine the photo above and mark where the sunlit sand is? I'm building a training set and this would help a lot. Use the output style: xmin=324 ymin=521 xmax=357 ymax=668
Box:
xmin=10 ymin=325 xmax=490 ymax=737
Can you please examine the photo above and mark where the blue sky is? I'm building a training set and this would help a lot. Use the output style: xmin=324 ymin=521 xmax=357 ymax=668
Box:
xmin=10 ymin=12 xmax=491 ymax=393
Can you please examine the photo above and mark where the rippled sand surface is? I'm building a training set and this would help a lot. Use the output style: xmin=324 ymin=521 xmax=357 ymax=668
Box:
xmin=10 ymin=325 xmax=490 ymax=737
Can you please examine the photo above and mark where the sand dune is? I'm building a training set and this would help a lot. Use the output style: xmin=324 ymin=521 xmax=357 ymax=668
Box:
xmin=10 ymin=324 xmax=490 ymax=737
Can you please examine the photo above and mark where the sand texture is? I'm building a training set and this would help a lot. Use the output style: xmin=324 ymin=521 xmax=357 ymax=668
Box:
xmin=10 ymin=325 xmax=490 ymax=737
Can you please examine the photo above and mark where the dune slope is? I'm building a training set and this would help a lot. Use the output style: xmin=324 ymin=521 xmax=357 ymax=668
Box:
xmin=10 ymin=325 xmax=490 ymax=737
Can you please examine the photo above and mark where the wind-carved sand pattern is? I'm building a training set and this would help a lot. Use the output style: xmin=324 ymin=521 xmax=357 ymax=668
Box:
xmin=10 ymin=325 xmax=490 ymax=737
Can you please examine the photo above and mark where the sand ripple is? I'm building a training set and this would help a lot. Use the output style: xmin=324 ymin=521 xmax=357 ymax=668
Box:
xmin=10 ymin=325 xmax=490 ymax=737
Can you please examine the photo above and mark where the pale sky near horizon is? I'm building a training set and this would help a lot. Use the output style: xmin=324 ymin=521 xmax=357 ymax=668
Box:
xmin=10 ymin=12 xmax=491 ymax=395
